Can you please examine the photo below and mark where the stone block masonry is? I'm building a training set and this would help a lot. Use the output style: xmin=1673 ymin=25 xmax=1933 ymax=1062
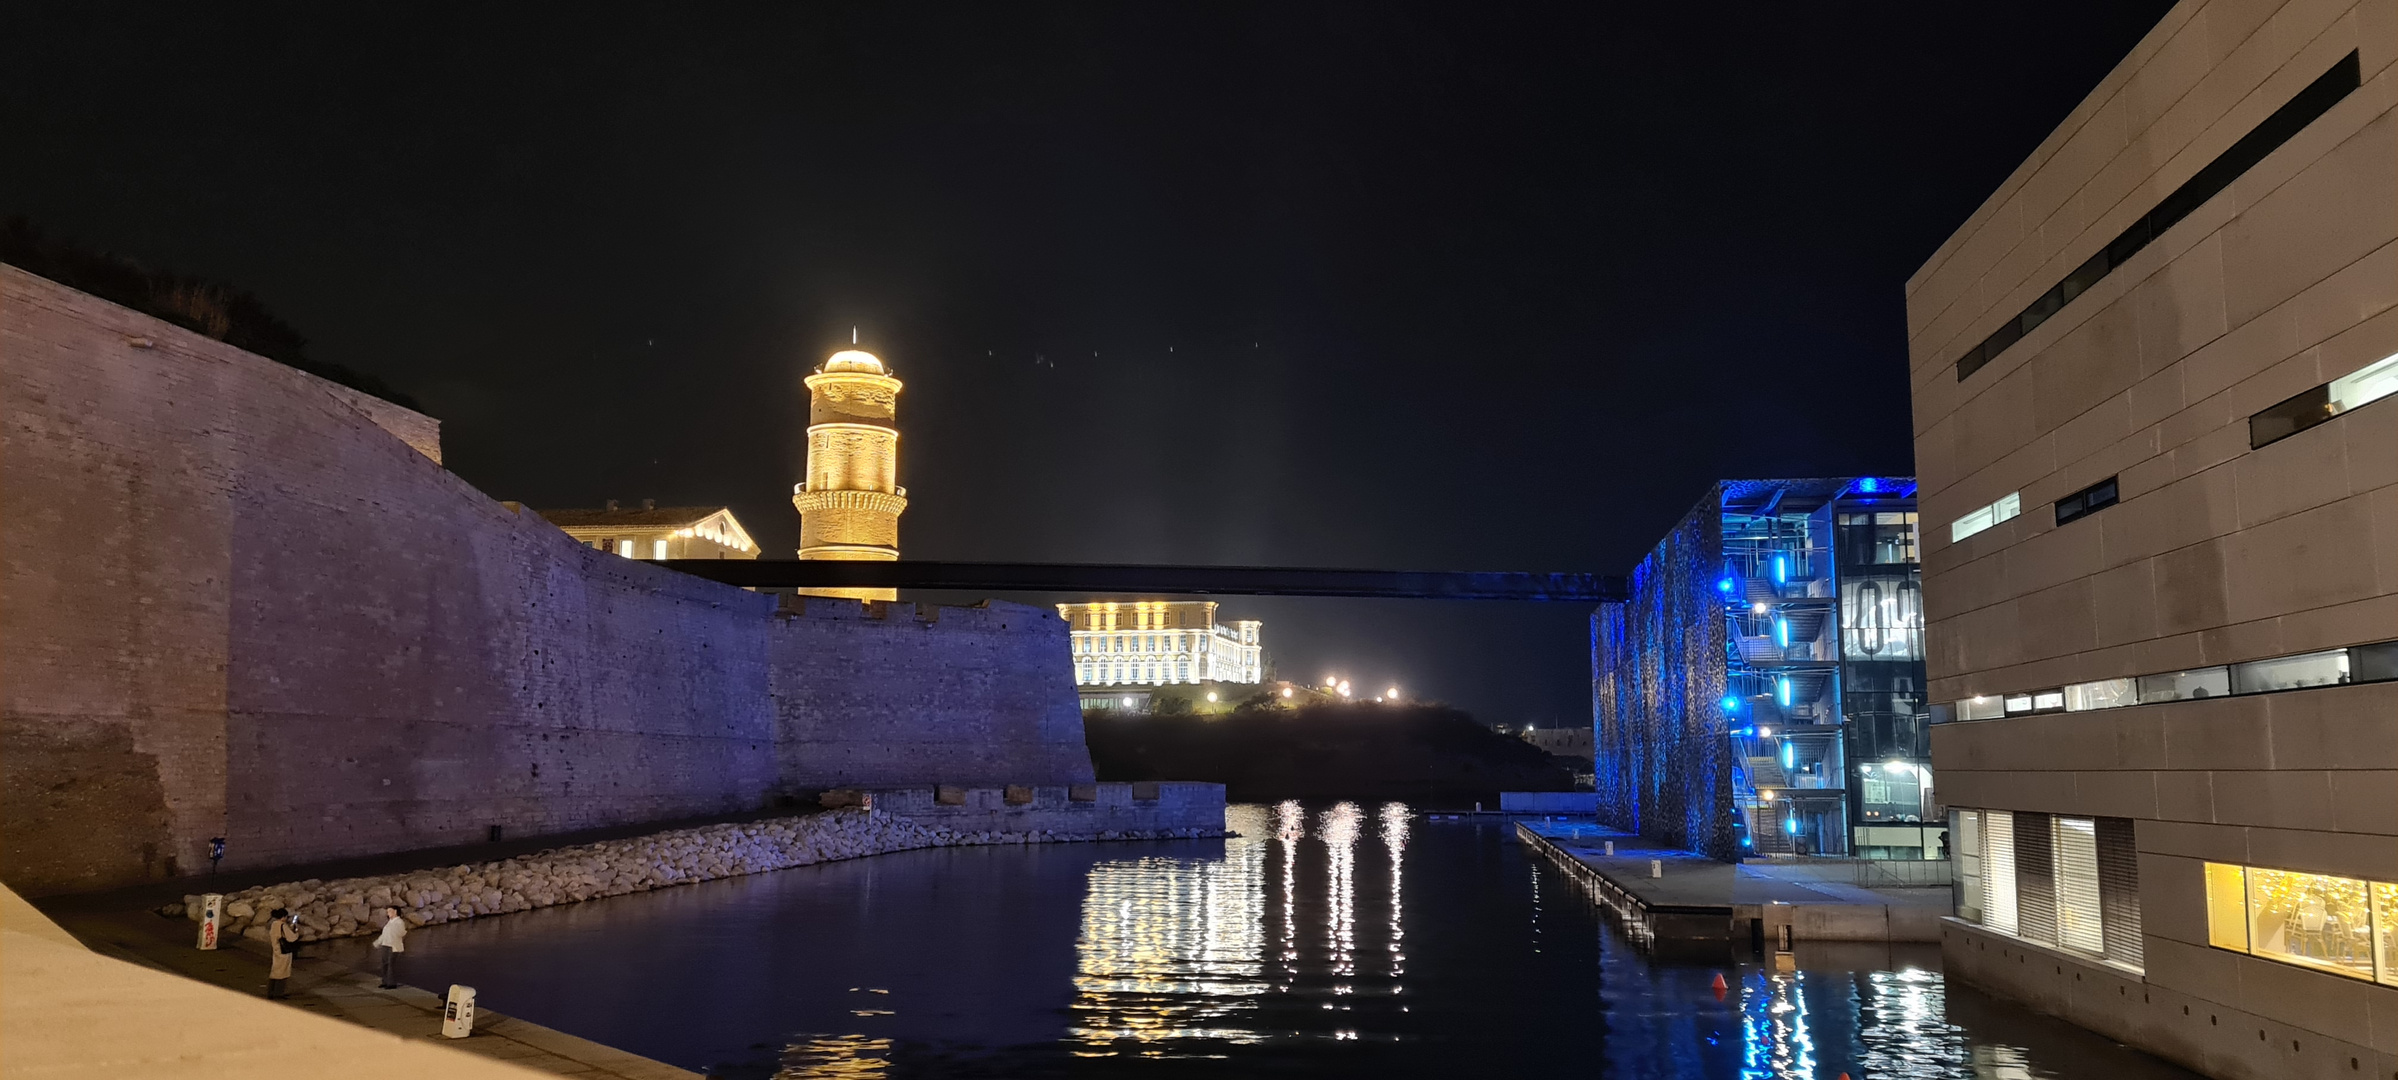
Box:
xmin=173 ymin=804 xmax=1228 ymax=944
xmin=771 ymin=595 xmax=1095 ymax=790
xmin=1 ymin=265 xmax=1104 ymax=896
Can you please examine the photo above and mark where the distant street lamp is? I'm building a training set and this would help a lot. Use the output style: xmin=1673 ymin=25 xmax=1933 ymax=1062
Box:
xmin=1205 ymin=691 xmax=1219 ymax=703
xmin=1280 ymin=687 xmax=1293 ymax=699
xmin=1386 ymin=687 xmax=1400 ymax=700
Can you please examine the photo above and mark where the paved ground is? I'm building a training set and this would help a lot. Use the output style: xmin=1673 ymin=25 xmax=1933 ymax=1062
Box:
xmin=53 ymin=904 xmax=698 ymax=1080
xmin=1522 ymin=820 xmax=1950 ymax=909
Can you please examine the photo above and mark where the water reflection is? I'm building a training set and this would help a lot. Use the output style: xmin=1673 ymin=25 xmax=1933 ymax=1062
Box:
xmin=390 ymin=802 xmax=2199 ymax=1078
xmin=1067 ymin=800 xmax=1416 ymax=1054
xmin=1067 ymin=836 xmax=1268 ymax=1045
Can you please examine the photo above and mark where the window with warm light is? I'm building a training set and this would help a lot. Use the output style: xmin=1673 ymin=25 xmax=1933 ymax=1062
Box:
xmin=652 ymin=539 xmax=668 ymax=560
xmin=2204 ymin=862 xmax=2396 ymax=985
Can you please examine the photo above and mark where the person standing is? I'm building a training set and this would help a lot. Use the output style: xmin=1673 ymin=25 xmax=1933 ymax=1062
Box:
xmin=371 ymin=906 xmax=408 ymax=989
xmin=265 ymin=907 xmax=297 ymax=999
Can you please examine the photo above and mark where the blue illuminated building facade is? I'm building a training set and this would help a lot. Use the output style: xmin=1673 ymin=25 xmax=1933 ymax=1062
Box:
xmin=1593 ymin=477 xmax=1936 ymax=861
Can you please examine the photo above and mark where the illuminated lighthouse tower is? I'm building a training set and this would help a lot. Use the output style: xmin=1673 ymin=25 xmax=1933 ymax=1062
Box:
xmin=793 ymin=337 xmax=906 ymax=601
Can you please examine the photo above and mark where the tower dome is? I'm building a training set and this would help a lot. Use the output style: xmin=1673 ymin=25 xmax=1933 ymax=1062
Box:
xmin=822 ymin=349 xmax=886 ymax=374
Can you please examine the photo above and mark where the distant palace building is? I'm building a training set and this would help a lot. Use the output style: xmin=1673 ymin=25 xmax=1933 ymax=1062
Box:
xmin=540 ymin=501 xmax=759 ymax=560
xmin=1059 ymin=601 xmax=1262 ymax=692
xmin=794 ymin=344 xmax=906 ymax=602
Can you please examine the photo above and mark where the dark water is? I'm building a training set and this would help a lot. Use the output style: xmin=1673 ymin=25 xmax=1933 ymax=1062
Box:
xmin=396 ymin=803 xmax=2196 ymax=1078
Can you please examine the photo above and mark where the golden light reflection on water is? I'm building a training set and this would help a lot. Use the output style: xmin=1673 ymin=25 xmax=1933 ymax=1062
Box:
xmin=774 ymin=1034 xmax=894 ymax=1079
xmin=1068 ymin=801 xmax=1411 ymax=1053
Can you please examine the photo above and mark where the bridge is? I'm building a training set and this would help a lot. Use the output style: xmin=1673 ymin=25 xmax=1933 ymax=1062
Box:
xmin=658 ymin=560 xmax=1629 ymax=603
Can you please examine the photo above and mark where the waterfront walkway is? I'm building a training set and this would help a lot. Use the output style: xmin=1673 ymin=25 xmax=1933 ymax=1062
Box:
xmin=43 ymin=900 xmax=697 ymax=1079
xmin=1518 ymin=820 xmax=1949 ymax=942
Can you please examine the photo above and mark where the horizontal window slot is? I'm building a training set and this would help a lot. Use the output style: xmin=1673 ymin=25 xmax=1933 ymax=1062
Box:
xmin=1938 ymin=638 xmax=2396 ymax=723
xmin=2053 ymin=476 xmax=2118 ymax=527
xmin=1956 ymin=51 xmax=2360 ymax=382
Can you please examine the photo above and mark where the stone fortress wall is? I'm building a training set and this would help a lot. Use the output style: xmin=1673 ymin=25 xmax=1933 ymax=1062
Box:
xmin=0 ymin=265 xmax=1108 ymax=897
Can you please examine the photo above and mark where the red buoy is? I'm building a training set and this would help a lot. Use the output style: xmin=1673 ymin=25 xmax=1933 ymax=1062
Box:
xmin=1710 ymin=972 xmax=1728 ymax=990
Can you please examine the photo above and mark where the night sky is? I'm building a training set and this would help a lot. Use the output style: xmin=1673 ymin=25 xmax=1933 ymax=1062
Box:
xmin=4 ymin=3 xmax=2174 ymax=725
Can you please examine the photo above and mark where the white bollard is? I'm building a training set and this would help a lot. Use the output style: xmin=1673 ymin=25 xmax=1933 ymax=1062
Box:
xmin=1604 ymin=841 xmax=1615 ymax=857
xmin=196 ymin=894 xmax=224 ymax=950
xmin=443 ymin=985 xmax=477 ymax=1039
xmin=1650 ymin=858 xmax=1662 ymax=879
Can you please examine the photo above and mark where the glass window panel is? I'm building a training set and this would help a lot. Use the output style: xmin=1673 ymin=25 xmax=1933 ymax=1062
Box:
xmin=2053 ymin=818 xmax=2104 ymax=955
xmin=1953 ymin=810 xmax=1984 ymax=923
xmin=2329 ymin=351 xmax=2398 ymax=413
xmin=2246 ymin=868 xmax=2375 ymax=979
xmin=1993 ymin=492 xmax=2022 ymax=522
xmin=2231 ymin=649 xmax=2351 ymax=694
xmin=2251 ymin=384 xmax=2334 ymax=448
xmin=1959 ymin=696 xmax=2005 ymax=721
xmin=2137 ymin=667 xmax=2232 ymax=703
xmin=2065 ymin=679 xmax=2136 ymax=712
xmin=2373 ymin=882 xmax=2398 ymax=987
xmin=2003 ymin=694 xmax=2035 ymax=715
xmin=1983 ymin=812 xmax=2018 ymax=934
xmin=2032 ymin=690 xmax=2065 ymax=712
xmin=1951 ymin=506 xmax=1996 ymax=543
xmin=2356 ymin=640 xmax=2398 ymax=683
xmin=2205 ymin=863 xmax=2248 ymax=951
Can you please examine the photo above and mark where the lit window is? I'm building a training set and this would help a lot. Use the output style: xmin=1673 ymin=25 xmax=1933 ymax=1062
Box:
xmin=2053 ymin=817 xmax=2103 ymax=955
xmin=2206 ymin=863 xmax=2250 ymax=951
xmin=2244 ymin=866 xmax=2376 ymax=979
xmin=1949 ymin=492 xmax=2021 ymax=543
xmin=1983 ymin=812 xmax=2018 ymax=933
xmin=2376 ymin=882 xmax=2398 ymax=987
xmin=652 ymin=539 xmax=669 ymax=560
xmin=616 ymin=540 xmax=635 ymax=558
xmin=2062 ymin=679 xmax=2133 ymax=711
xmin=2231 ymin=649 xmax=2349 ymax=694
xmin=2137 ymin=667 xmax=2231 ymax=703
xmin=1957 ymin=695 xmax=2004 ymax=721
xmin=2251 ymin=351 xmax=2398 ymax=449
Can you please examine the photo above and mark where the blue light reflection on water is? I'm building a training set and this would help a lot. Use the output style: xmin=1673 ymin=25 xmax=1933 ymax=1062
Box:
xmin=392 ymin=803 xmax=2197 ymax=1079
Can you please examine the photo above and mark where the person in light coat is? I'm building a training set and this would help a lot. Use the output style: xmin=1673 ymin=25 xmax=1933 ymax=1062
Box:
xmin=371 ymin=906 xmax=409 ymax=989
xmin=265 ymin=907 xmax=297 ymax=998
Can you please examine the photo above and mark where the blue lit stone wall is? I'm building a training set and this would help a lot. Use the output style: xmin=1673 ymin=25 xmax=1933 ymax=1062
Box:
xmin=1592 ymin=487 xmax=1737 ymax=860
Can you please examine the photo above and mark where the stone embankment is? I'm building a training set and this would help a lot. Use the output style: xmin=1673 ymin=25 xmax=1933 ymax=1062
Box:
xmin=176 ymin=808 xmax=1218 ymax=943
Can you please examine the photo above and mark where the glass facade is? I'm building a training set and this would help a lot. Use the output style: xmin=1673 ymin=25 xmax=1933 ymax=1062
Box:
xmin=1728 ymin=485 xmax=1931 ymax=859
xmin=1593 ymin=476 xmax=1934 ymax=862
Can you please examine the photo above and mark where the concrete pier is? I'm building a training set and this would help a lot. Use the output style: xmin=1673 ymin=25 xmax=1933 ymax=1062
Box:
xmin=1517 ymin=821 xmax=1950 ymax=943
